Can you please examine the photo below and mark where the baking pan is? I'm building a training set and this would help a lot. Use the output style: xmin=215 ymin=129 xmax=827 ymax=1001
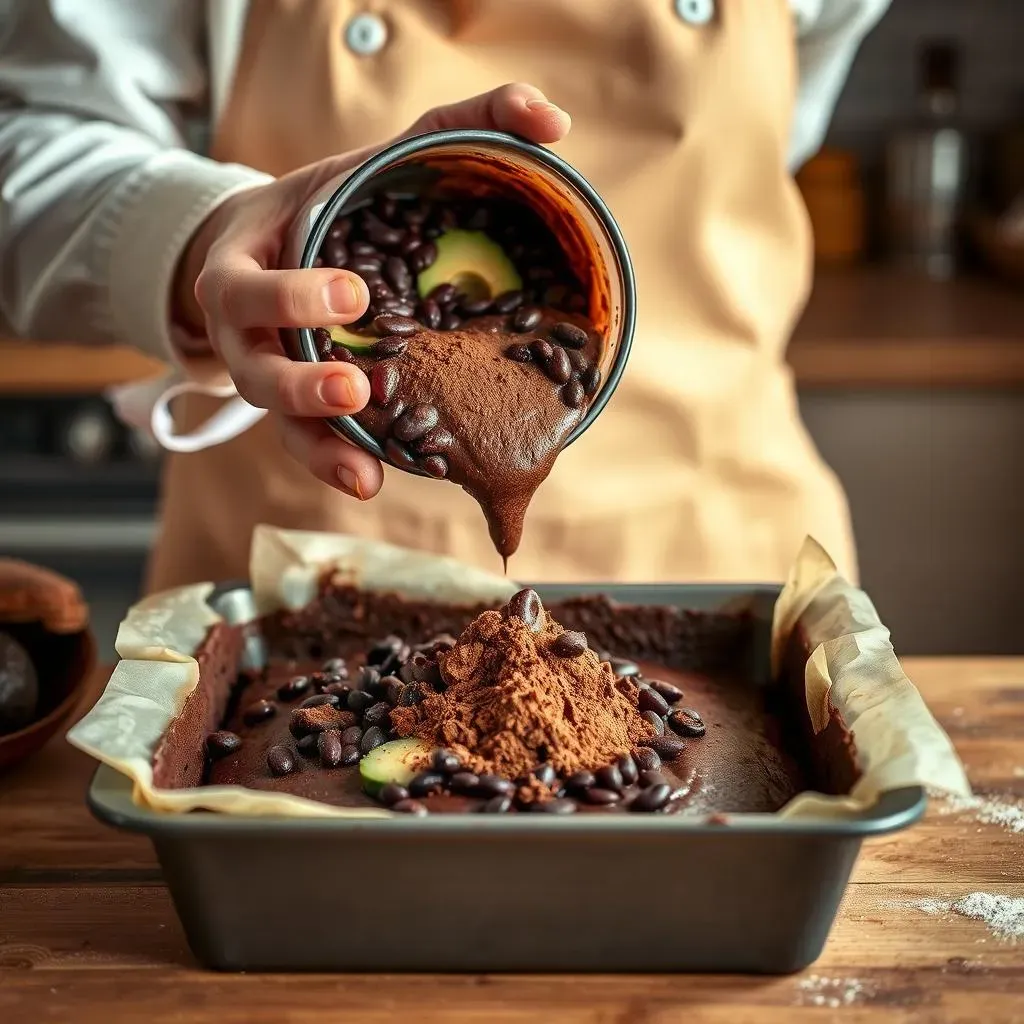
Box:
xmin=87 ymin=583 xmax=926 ymax=974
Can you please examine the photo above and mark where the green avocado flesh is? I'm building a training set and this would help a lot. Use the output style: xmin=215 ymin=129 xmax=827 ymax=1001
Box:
xmin=328 ymin=325 xmax=373 ymax=350
xmin=417 ymin=230 xmax=522 ymax=302
xmin=359 ymin=737 xmax=432 ymax=797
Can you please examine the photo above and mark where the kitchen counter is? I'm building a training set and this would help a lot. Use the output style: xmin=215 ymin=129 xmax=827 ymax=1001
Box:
xmin=3 ymin=270 xmax=1024 ymax=395
xmin=1 ymin=658 xmax=1022 ymax=1022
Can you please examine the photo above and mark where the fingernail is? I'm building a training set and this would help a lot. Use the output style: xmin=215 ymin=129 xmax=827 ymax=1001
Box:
xmin=525 ymin=99 xmax=559 ymax=113
xmin=324 ymin=276 xmax=362 ymax=315
xmin=338 ymin=466 xmax=363 ymax=499
xmin=319 ymin=374 xmax=355 ymax=409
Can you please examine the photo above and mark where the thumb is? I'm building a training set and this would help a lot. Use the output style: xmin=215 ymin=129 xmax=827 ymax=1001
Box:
xmin=403 ymin=82 xmax=571 ymax=144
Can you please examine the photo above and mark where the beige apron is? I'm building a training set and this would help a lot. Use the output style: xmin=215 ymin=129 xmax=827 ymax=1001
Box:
xmin=147 ymin=0 xmax=856 ymax=592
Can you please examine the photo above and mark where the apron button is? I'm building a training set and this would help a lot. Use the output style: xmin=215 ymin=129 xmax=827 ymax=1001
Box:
xmin=674 ymin=0 xmax=715 ymax=26
xmin=344 ymin=12 xmax=389 ymax=56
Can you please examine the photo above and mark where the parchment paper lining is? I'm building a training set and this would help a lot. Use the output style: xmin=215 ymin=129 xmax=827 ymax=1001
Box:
xmin=67 ymin=528 xmax=969 ymax=819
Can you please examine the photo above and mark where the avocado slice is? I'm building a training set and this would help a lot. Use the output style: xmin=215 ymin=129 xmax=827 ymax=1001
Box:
xmin=359 ymin=737 xmax=432 ymax=798
xmin=416 ymin=229 xmax=522 ymax=303
xmin=328 ymin=325 xmax=374 ymax=352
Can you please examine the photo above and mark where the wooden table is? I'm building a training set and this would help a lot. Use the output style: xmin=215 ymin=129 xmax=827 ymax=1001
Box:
xmin=2 ymin=659 xmax=1022 ymax=1023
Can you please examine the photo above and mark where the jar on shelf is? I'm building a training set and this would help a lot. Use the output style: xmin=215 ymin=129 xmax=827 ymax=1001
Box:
xmin=796 ymin=147 xmax=866 ymax=267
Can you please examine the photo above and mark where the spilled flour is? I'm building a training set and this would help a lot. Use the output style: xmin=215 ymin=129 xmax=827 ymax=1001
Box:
xmin=930 ymin=788 xmax=1024 ymax=835
xmin=908 ymin=892 xmax=1024 ymax=943
xmin=795 ymin=975 xmax=872 ymax=1008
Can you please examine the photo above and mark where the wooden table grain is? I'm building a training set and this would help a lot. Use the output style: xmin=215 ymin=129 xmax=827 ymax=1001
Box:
xmin=1 ymin=658 xmax=1022 ymax=1023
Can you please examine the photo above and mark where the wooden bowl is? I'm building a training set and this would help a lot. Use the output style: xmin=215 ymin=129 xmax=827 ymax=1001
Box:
xmin=0 ymin=560 xmax=97 ymax=772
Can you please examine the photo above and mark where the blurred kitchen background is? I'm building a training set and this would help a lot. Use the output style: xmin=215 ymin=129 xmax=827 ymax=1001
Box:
xmin=1 ymin=0 xmax=1022 ymax=659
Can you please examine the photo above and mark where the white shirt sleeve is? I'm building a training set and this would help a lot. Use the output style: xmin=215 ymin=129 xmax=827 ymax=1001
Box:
xmin=0 ymin=1 xmax=272 ymax=360
xmin=789 ymin=0 xmax=892 ymax=170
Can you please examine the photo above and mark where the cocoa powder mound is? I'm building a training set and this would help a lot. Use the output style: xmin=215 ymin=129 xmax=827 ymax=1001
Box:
xmin=390 ymin=593 xmax=654 ymax=788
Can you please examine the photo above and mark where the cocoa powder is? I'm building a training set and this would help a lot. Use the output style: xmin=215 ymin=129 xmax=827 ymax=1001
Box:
xmin=390 ymin=593 xmax=654 ymax=790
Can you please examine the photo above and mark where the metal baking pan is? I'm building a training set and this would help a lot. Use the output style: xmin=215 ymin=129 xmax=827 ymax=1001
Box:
xmin=87 ymin=583 xmax=926 ymax=974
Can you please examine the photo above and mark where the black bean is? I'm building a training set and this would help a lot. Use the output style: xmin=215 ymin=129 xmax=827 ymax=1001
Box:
xmin=419 ymin=298 xmax=442 ymax=329
xmin=369 ymin=362 xmax=400 ymax=406
xmin=565 ymin=771 xmax=596 ymax=793
xmin=384 ymin=256 xmax=413 ymax=294
xmin=552 ymin=321 xmax=589 ymax=349
xmin=638 ymin=735 xmax=687 ymax=760
xmin=617 ymin=754 xmax=639 ymax=786
xmin=450 ymin=771 xmax=481 ymax=795
xmin=358 ymin=665 xmax=383 ymax=693
xmin=367 ymin=635 xmax=403 ymax=666
xmin=561 ymin=380 xmax=585 ymax=409
xmin=533 ymin=763 xmax=557 ymax=788
xmin=492 ymin=290 xmax=525 ymax=314
xmin=544 ymin=347 xmax=573 ymax=385
xmin=428 ymin=283 xmax=458 ymax=306
xmin=419 ymin=454 xmax=449 ymax=479
xmin=384 ymin=676 xmax=405 ymax=706
xmin=567 ymin=349 xmax=589 ymax=374
xmin=585 ymin=788 xmax=622 ymax=805
xmin=299 ymin=692 xmax=340 ymax=709
xmin=667 ymin=708 xmax=707 ymax=738
xmin=399 ymin=238 xmax=421 ymax=262
xmin=634 ymin=747 xmax=662 ymax=772
xmin=408 ymin=241 xmax=438 ymax=274
xmin=512 ymin=306 xmax=543 ymax=332
xmin=347 ymin=690 xmax=376 ymax=714
xmin=632 ymin=783 xmax=672 ymax=812
xmin=313 ymin=327 xmax=333 ymax=360
xmin=533 ymin=798 xmax=577 ymax=814
xmin=638 ymin=687 xmax=671 ymax=717
xmin=321 ymin=657 xmax=348 ymax=678
xmin=267 ymin=744 xmax=295 ymax=777
xmin=373 ymin=314 xmax=419 ymax=337
xmin=439 ymin=312 xmax=462 ymax=331
xmin=360 ymin=725 xmax=386 ymax=754
xmin=505 ymin=343 xmax=533 ymax=363
xmin=345 ymin=256 xmax=383 ymax=274
xmin=379 ymin=783 xmax=410 ymax=806
xmin=459 ymin=298 xmax=492 ymax=317
xmin=277 ymin=675 xmax=312 ymax=702
xmin=481 ymin=795 xmax=513 ymax=813
xmin=296 ymin=733 xmax=319 ymax=757
xmin=399 ymin=682 xmax=426 ymax=706
xmin=369 ymin=281 xmax=393 ymax=302
xmin=393 ymin=403 xmax=440 ymax=442
xmin=365 ymin=222 xmax=403 ymax=249
xmin=376 ymin=298 xmax=416 ymax=316
xmin=413 ymin=425 xmax=454 ymax=455
xmin=206 ymin=731 xmax=242 ymax=759
xmin=392 ymin=798 xmax=428 ymax=816
xmin=362 ymin=701 xmax=392 ymax=729
xmin=370 ymin=335 xmax=409 ymax=359
xmin=322 ymin=681 xmax=352 ymax=701
xmin=328 ymin=219 xmax=351 ymax=242
xmin=374 ymin=194 xmax=399 ymax=222
xmin=530 ymin=339 xmax=554 ymax=363
xmin=610 ymin=657 xmax=641 ymax=678
xmin=351 ymin=241 xmax=379 ymax=257
xmin=581 ymin=365 xmax=602 ymax=397
xmin=476 ymin=774 xmax=515 ymax=798
xmin=527 ymin=266 xmax=555 ymax=283
xmin=340 ymin=725 xmax=363 ymax=746
xmin=649 ymin=680 xmax=685 ymax=705
xmin=431 ymin=749 xmax=462 ymax=774
xmin=242 ymin=699 xmax=276 ymax=726
xmin=640 ymin=710 xmax=666 ymax=735
xmin=504 ymin=588 xmax=543 ymax=632
xmin=639 ymin=769 xmax=670 ymax=789
xmin=595 ymin=764 xmax=624 ymax=791
xmin=339 ymin=743 xmax=361 ymax=766
xmin=385 ymin=438 xmax=418 ymax=471
xmin=318 ymin=730 xmax=343 ymax=767
xmin=331 ymin=344 xmax=355 ymax=364
xmin=408 ymin=771 xmax=446 ymax=797
xmin=550 ymin=630 xmax=588 ymax=658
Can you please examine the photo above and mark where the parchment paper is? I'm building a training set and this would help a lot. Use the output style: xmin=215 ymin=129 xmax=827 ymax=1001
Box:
xmin=68 ymin=528 xmax=969 ymax=819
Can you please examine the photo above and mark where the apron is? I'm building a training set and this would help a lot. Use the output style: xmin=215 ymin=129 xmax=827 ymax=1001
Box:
xmin=147 ymin=0 xmax=857 ymax=591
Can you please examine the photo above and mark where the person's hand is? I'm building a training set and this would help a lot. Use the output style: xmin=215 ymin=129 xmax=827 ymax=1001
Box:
xmin=174 ymin=84 xmax=571 ymax=499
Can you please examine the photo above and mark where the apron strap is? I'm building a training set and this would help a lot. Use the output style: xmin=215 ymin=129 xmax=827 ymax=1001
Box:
xmin=108 ymin=377 xmax=267 ymax=453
